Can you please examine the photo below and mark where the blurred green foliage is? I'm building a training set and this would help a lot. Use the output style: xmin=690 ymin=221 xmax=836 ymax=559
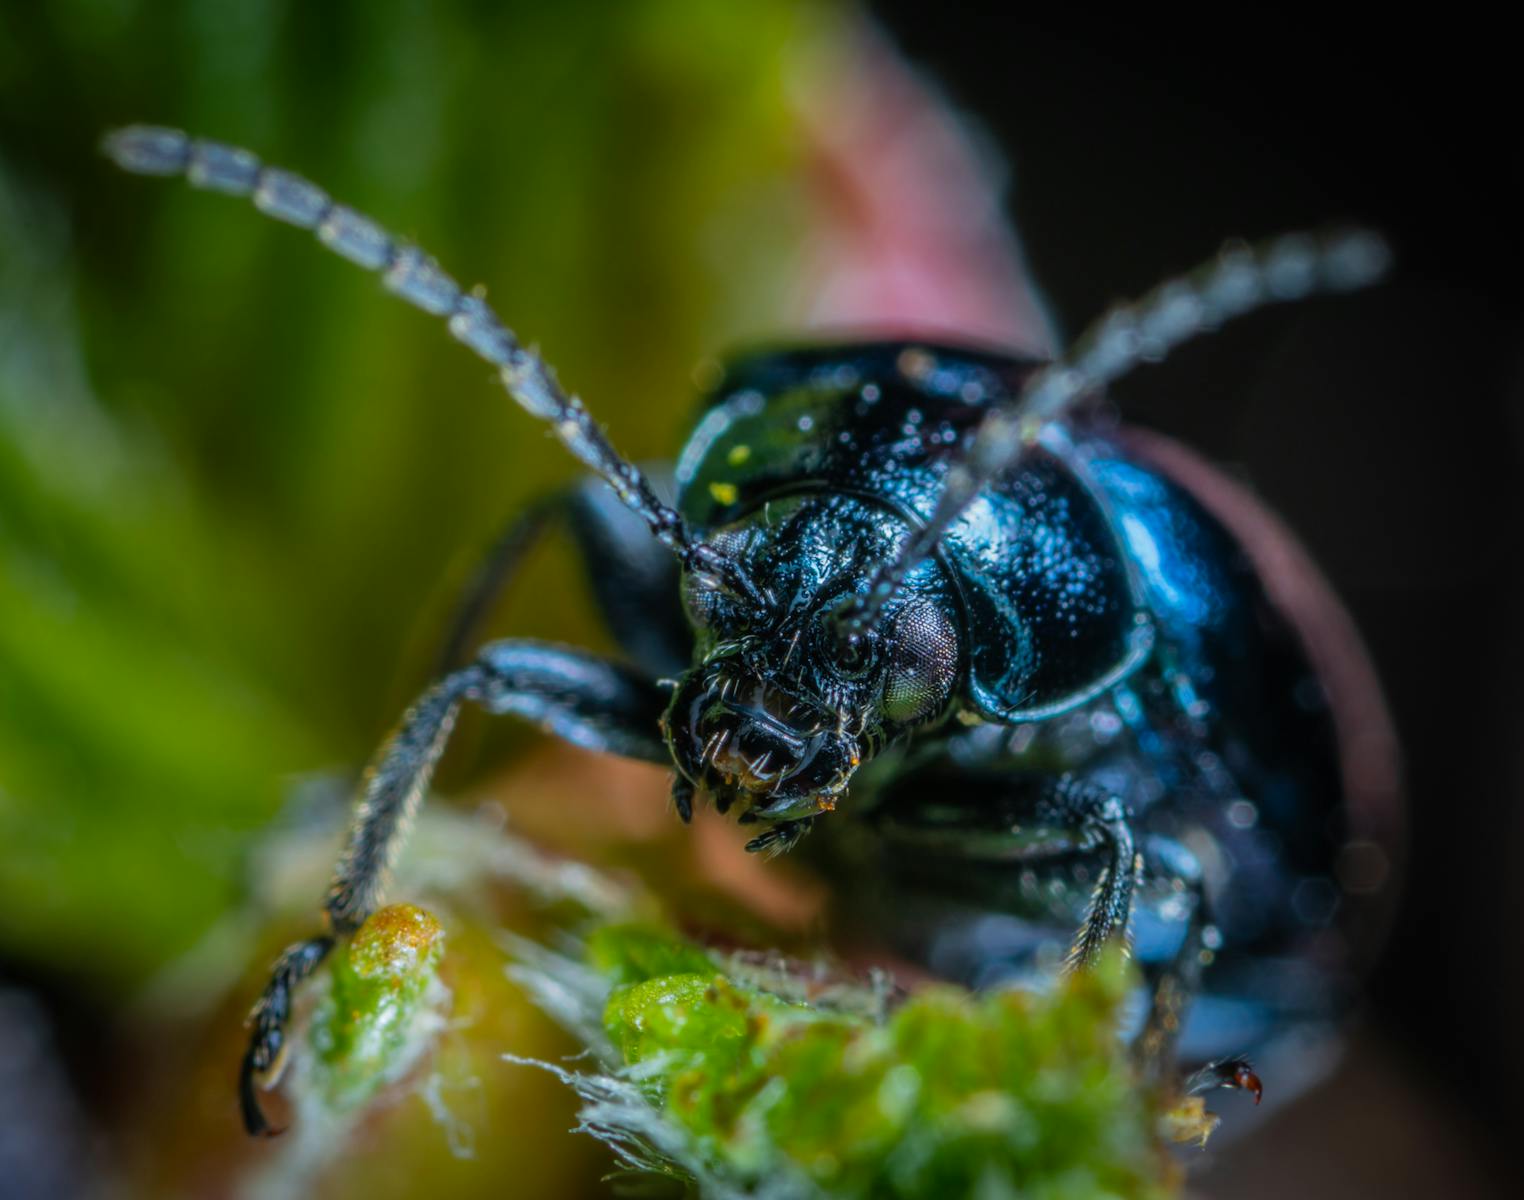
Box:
xmin=0 ymin=0 xmax=837 ymax=981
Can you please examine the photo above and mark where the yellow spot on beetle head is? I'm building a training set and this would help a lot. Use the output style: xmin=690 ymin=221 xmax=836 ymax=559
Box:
xmin=897 ymin=346 xmax=936 ymax=382
xmin=726 ymin=444 xmax=752 ymax=466
xmin=709 ymin=481 xmax=739 ymax=505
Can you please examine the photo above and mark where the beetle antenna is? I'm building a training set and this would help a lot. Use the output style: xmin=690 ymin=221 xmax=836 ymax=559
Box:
xmin=102 ymin=125 xmax=763 ymax=606
xmin=835 ymin=229 xmax=1391 ymax=643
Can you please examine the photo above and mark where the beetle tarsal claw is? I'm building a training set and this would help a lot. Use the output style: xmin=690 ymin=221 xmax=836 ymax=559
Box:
xmin=1232 ymin=1063 xmax=1264 ymax=1105
xmin=239 ymin=1050 xmax=289 ymax=1139
xmin=671 ymin=778 xmax=695 ymax=824
xmin=1183 ymin=1055 xmax=1263 ymax=1104
xmin=742 ymin=816 xmax=816 ymax=857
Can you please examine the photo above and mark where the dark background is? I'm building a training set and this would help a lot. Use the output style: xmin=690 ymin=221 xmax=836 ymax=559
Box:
xmin=870 ymin=1 xmax=1521 ymax=1183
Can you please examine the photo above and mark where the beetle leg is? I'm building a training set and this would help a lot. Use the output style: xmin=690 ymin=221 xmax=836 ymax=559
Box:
xmin=1131 ymin=885 xmax=1208 ymax=1087
xmin=1034 ymin=776 xmax=1140 ymax=972
xmin=239 ymin=639 xmax=669 ymax=1136
xmin=437 ymin=476 xmax=689 ymax=680
xmin=435 ymin=496 xmax=560 ymax=674
xmin=561 ymin=472 xmax=691 ymax=680
xmin=1128 ymin=833 xmax=1261 ymax=1103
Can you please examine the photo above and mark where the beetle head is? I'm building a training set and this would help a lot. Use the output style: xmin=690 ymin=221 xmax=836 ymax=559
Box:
xmin=664 ymin=496 xmax=961 ymax=839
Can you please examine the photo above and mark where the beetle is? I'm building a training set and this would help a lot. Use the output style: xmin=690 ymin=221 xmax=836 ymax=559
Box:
xmin=103 ymin=125 xmax=1402 ymax=1140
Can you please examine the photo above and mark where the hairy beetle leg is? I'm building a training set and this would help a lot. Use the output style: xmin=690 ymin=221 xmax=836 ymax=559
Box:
xmin=237 ymin=641 xmax=670 ymax=1135
xmin=1034 ymin=777 xmax=1140 ymax=972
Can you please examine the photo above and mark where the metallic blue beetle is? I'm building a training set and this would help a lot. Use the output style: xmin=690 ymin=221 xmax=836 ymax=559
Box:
xmin=104 ymin=126 xmax=1403 ymax=1139
xmin=671 ymin=343 xmax=1401 ymax=1096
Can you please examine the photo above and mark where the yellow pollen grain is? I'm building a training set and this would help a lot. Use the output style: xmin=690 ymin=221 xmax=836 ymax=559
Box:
xmin=726 ymin=444 xmax=752 ymax=466
xmin=709 ymin=481 xmax=739 ymax=505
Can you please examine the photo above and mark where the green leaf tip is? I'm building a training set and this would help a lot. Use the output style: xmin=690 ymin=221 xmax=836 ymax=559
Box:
xmin=347 ymin=903 xmax=447 ymax=982
xmin=308 ymin=903 xmax=449 ymax=1116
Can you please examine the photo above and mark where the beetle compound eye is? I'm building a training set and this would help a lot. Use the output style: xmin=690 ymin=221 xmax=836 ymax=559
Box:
xmin=881 ymin=600 xmax=959 ymax=722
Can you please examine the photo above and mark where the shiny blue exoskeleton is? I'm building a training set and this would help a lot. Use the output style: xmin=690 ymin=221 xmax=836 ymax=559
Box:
xmin=674 ymin=343 xmax=1399 ymax=1082
xmin=103 ymin=126 xmax=1400 ymax=1137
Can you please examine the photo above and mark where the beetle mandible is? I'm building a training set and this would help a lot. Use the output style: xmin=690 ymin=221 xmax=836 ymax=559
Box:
xmin=104 ymin=125 xmax=1401 ymax=1139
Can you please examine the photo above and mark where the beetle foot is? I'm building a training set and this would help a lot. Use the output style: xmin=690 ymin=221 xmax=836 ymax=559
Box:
xmin=672 ymin=777 xmax=695 ymax=824
xmin=240 ymin=934 xmax=334 ymax=1136
xmin=743 ymin=817 xmax=815 ymax=857
xmin=1184 ymin=1054 xmax=1262 ymax=1104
